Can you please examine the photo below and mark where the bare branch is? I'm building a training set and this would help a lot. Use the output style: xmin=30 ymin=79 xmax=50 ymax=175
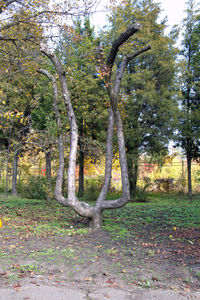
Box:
xmin=114 ymin=45 xmax=151 ymax=94
xmin=106 ymin=23 xmax=141 ymax=71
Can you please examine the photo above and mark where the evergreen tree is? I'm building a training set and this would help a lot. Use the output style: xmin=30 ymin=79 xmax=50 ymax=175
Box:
xmin=104 ymin=0 xmax=178 ymax=196
xmin=59 ymin=17 xmax=108 ymax=196
xmin=177 ymin=0 xmax=200 ymax=199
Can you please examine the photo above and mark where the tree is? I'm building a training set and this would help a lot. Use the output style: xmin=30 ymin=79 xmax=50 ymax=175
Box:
xmin=104 ymin=0 xmax=178 ymax=196
xmin=0 ymin=0 xmax=104 ymax=198
xmin=59 ymin=17 xmax=108 ymax=197
xmin=177 ymin=0 xmax=200 ymax=199
xmin=39 ymin=23 xmax=150 ymax=230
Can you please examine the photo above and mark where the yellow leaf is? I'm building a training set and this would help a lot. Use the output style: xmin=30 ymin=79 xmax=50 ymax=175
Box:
xmin=84 ymin=277 xmax=93 ymax=281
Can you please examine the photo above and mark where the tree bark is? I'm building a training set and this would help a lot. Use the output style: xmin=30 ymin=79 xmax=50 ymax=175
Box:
xmin=128 ymin=155 xmax=139 ymax=197
xmin=5 ymin=148 xmax=9 ymax=198
xmin=11 ymin=149 xmax=20 ymax=196
xmin=45 ymin=150 xmax=52 ymax=202
xmin=186 ymin=150 xmax=192 ymax=200
xmin=88 ymin=212 xmax=102 ymax=230
xmin=78 ymin=149 xmax=84 ymax=197
xmin=78 ymin=118 xmax=84 ymax=197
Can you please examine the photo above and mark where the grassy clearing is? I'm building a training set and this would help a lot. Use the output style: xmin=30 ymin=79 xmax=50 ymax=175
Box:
xmin=0 ymin=193 xmax=200 ymax=236
xmin=0 ymin=193 xmax=200 ymax=291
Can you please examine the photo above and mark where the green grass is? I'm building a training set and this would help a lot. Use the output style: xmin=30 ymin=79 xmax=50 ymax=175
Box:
xmin=0 ymin=193 xmax=200 ymax=239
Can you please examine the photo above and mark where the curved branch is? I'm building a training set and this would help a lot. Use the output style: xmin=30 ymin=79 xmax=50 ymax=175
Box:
xmin=40 ymin=45 xmax=96 ymax=218
xmin=106 ymin=23 xmax=141 ymax=71
xmin=38 ymin=68 xmax=66 ymax=205
xmin=96 ymin=108 xmax=114 ymax=208
xmin=114 ymin=45 xmax=151 ymax=95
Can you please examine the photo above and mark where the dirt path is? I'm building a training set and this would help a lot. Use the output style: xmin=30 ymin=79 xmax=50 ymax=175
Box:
xmin=0 ymin=284 xmax=200 ymax=300
xmin=0 ymin=229 xmax=200 ymax=299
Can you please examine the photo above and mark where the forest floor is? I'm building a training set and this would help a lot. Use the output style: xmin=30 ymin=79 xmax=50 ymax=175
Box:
xmin=0 ymin=194 xmax=200 ymax=299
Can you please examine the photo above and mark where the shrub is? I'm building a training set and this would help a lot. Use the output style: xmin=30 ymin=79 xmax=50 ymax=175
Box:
xmin=81 ymin=176 xmax=104 ymax=201
xmin=132 ymin=187 xmax=149 ymax=203
xmin=18 ymin=175 xmax=48 ymax=199
xmin=154 ymin=178 xmax=175 ymax=193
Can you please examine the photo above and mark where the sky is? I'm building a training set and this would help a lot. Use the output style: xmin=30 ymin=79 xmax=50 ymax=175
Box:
xmin=91 ymin=0 xmax=187 ymax=33
xmin=154 ymin=0 xmax=186 ymax=32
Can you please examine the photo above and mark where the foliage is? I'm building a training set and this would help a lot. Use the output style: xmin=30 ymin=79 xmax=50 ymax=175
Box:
xmin=176 ymin=0 xmax=200 ymax=196
xmin=132 ymin=187 xmax=149 ymax=203
xmin=17 ymin=175 xmax=50 ymax=200
xmin=58 ymin=17 xmax=108 ymax=195
xmin=153 ymin=178 xmax=175 ymax=193
xmin=80 ymin=176 xmax=104 ymax=201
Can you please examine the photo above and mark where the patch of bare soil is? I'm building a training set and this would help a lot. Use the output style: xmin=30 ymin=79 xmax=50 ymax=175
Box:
xmin=0 ymin=226 xmax=200 ymax=295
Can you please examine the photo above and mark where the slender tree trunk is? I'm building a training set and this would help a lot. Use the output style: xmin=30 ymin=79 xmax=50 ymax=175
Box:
xmin=78 ymin=149 xmax=84 ymax=197
xmin=127 ymin=145 xmax=139 ymax=197
xmin=132 ymin=160 xmax=138 ymax=196
xmin=45 ymin=150 xmax=52 ymax=202
xmin=128 ymin=160 xmax=138 ymax=197
xmin=5 ymin=149 xmax=9 ymax=198
xmin=78 ymin=118 xmax=84 ymax=197
xmin=186 ymin=150 xmax=192 ymax=200
xmin=12 ymin=150 xmax=20 ymax=196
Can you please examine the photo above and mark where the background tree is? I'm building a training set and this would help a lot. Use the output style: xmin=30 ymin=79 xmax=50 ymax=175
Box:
xmin=177 ymin=0 xmax=200 ymax=199
xmin=59 ymin=17 xmax=108 ymax=196
xmin=103 ymin=0 xmax=178 ymax=196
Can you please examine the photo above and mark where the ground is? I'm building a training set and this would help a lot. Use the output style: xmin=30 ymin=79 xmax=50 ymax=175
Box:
xmin=0 ymin=195 xmax=200 ymax=299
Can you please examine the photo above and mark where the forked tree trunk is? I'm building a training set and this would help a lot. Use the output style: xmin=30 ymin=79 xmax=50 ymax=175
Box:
xmin=39 ymin=25 xmax=151 ymax=230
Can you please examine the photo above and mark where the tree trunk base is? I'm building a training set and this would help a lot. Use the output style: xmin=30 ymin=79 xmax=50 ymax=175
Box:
xmin=88 ymin=214 xmax=102 ymax=231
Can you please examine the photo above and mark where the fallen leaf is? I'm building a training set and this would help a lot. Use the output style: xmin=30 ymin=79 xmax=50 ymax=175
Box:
xmin=13 ymin=283 xmax=21 ymax=288
xmin=13 ymin=283 xmax=22 ymax=292
xmin=183 ymin=287 xmax=190 ymax=292
xmin=0 ymin=272 xmax=7 ymax=276
xmin=84 ymin=277 xmax=93 ymax=281
xmin=152 ymin=276 xmax=159 ymax=281
xmin=108 ymin=282 xmax=118 ymax=288
xmin=15 ymin=287 xmax=22 ymax=292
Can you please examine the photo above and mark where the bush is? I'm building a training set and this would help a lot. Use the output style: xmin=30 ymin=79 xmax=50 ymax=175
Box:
xmin=154 ymin=178 xmax=175 ymax=193
xmin=81 ymin=176 xmax=104 ymax=201
xmin=132 ymin=187 xmax=149 ymax=203
xmin=18 ymin=175 xmax=48 ymax=199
